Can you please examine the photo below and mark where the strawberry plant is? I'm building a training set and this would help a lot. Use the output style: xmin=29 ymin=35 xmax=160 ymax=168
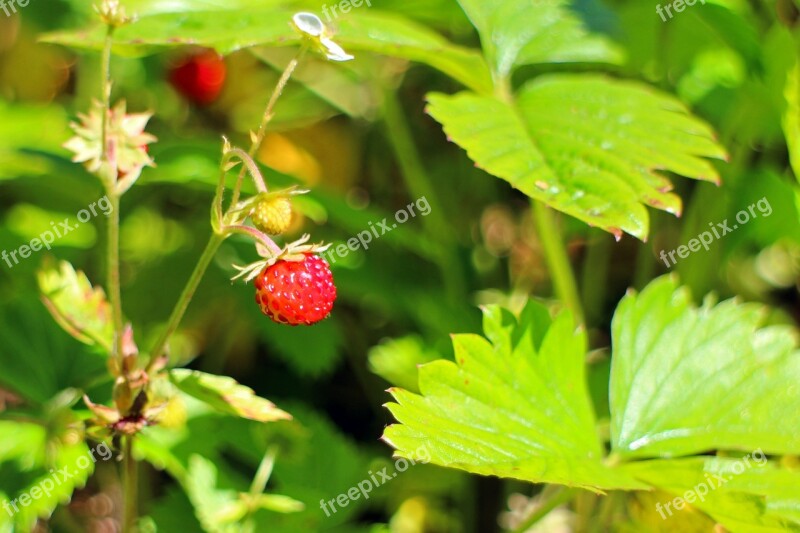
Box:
xmin=0 ymin=0 xmax=799 ymax=531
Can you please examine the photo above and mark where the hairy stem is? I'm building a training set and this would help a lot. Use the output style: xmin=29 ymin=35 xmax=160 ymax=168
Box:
xmin=532 ymin=201 xmax=584 ymax=324
xmin=511 ymin=486 xmax=578 ymax=533
xmin=149 ymin=50 xmax=305 ymax=370
xmin=229 ymin=48 xmax=305 ymax=209
xmin=382 ymin=88 xmax=465 ymax=303
xmin=99 ymin=27 xmax=124 ymax=362
xmin=147 ymin=234 xmax=225 ymax=372
xmin=122 ymin=436 xmax=137 ymax=533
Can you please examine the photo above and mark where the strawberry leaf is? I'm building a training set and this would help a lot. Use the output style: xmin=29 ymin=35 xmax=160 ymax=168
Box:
xmin=169 ymin=369 xmax=291 ymax=423
xmin=427 ymin=75 xmax=727 ymax=240
xmin=625 ymin=458 xmax=800 ymax=531
xmin=610 ymin=276 xmax=800 ymax=458
xmin=41 ymin=8 xmax=492 ymax=94
xmin=456 ymin=0 xmax=623 ymax=78
xmin=383 ymin=302 xmax=646 ymax=491
xmin=784 ymin=62 xmax=800 ymax=184
xmin=38 ymin=260 xmax=114 ymax=352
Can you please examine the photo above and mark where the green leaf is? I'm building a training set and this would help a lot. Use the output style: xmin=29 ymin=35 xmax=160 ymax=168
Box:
xmin=0 ymin=298 xmax=108 ymax=404
xmin=0 ymin=401 xmax=98 ymax=531
xmin=427 ymin=75 xmax=727 ymax=240
xmin=169 ymin=369 xmax=292 ymax=423
xmin=456 ymin=0 xmax=623 ymax=79
xmin=383 ymin=301 xmax=645 ymax=491
xmin=784 ymin=62 xmax=800 ymax=184
xmin=0 ymin=102 xmax=71 ymax=180
xmin=38 ymin=260 xmax=114 ymax=352
xmin=625 ymin=457 xmax=800 ymax=532
xmin=184 ymin=454 xmax=246 ymax=533
xmin=610 ymin=276 xmax=800 ymax=458
xmin=368 ymin=335 xmax=441 ymax=393
xmin=335 ymin=10 xmax=492 ymax=94
xmin=41 ymin=8 xmax=492 ymax=94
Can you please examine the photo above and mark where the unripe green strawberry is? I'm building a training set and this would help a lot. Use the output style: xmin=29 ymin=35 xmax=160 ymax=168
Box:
xmin=251 ymin=196 xmax=293 ymax=235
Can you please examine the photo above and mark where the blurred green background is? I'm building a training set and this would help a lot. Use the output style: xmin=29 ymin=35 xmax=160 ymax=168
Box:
xmin=0 ymin=0 xmax=799 ymax=531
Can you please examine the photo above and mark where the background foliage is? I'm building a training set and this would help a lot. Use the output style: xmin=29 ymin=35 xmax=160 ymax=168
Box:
xmin=1 ymin=0 xmax=799 ymax=531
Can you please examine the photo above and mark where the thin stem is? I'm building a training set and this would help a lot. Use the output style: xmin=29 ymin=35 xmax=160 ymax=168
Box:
xmin=249 ymin=447 xmax=277 ymax=495
xmin=225 ymin=224 xmax=282 ymax=256
xmin=149 ymin=50 xmax=306 ymax=371
xmin=381 ymin=88 xmax=465 ymax=303
xmin=147 ymin=234 xmax=225 ymax=372
xmin=106 ymin=192 xmax=124 ymax=360
xmin=229 ymin=48 xmax=305 ymax=209
xmin=511 ymin=487 xmax=578 ymax=533
xmin=99 ymin=26 xmax=124 ymax=362
xmin=99 ymin=25 xmax=114 ymax=181
xmin=580 ymin=232 xmax=612 ymax=325
xmin=122 ymin=435 xmax=137 ymax=533
xmin=532 ymin=201 xmax=584 ymax=324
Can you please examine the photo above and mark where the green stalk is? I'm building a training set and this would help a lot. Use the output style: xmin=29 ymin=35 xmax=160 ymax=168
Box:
xmin=580 ymin=232 xmax=612 ymax=325
xmin=122 ymin=436 xmax=137 ymax=533
xmin=381 ymin=88 xmax=465 ymax=303
xmin=99 ymin=26 xmax=124 ymax=362
xmin=532 ymin=201 xmax=584 ymax=324
xmin=147 ymin=234 xmax=224 ymax=371
xmin=230 ymin=48 xmax=305 ymax=210
xmin=148 ymin=48 xmax=305 ymax=370
xmin=511 ymin=487 xmax=578 ymax=533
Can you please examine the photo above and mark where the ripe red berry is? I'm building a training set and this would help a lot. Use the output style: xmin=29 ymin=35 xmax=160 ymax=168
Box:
xmin=254 ymin=253 xmax=336 ymax=326
xmin=168 ymin=50 xmax=227 ymax=106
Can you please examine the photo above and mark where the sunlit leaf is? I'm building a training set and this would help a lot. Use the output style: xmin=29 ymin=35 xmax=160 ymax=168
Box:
xmin=38 ymin=260 xmax=114 ymax=351
xmin=456 ymin=0 xmax=623 ymax=79
xmin=41 ymin=8 xmax=492 ymax=93
xmin=169 ymin=369 xmax=291 ymax=423
xmin=427 ymin=75 xmax=727 ymax=240
xmin=383 ymin=302 xmax=646 ymax=490
xmin=610 ymin=276 xmax=800 ymax=458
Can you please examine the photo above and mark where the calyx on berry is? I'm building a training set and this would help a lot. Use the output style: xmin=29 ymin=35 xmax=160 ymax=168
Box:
xmin=232 ymin=234 xmax=330 ymax=283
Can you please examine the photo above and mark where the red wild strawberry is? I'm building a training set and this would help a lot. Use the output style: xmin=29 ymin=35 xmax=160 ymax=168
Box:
xmin=254 ymin=253 xmax=336 ymax=326
xmin=168 ymin=50 xmax=227 ymax=106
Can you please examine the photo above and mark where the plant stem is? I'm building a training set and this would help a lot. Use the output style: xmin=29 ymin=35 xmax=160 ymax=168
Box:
xmin=532 ymin=201 xmax=584 ymax=324
xmin=99 ymin=26 xmax=124 ymax=361
xmin=511 ymin=486 xmax=578 ymax=533
xmin=147 ymin=234 xmax=225 ymax=372
xmin=229 ymin=48 xmax=305 ymax=209
xmin=122 ymin=435 xmax=137 ymax=533
xmin=106 ymin=192 xmax=124 ymax=359
xmin=249 ymin=447 xmax=277 ymax=495
xmin=99 ymin=26 xmax=114 ymax=172
xmin=381 ymin=88 xmax=465 ymax=303
xmin=580 ymin=232 xmax=612 ymax=325
xmin=149 ymin=50 xmax=305 ymax=370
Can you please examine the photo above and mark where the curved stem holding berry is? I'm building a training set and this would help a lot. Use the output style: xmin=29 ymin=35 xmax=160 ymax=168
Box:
xmin=224 ymin=224 xmax=282 ymax=256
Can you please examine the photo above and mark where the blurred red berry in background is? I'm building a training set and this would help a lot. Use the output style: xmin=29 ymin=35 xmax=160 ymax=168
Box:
xmin=168 ymin=50 xmax=226 ymax=106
